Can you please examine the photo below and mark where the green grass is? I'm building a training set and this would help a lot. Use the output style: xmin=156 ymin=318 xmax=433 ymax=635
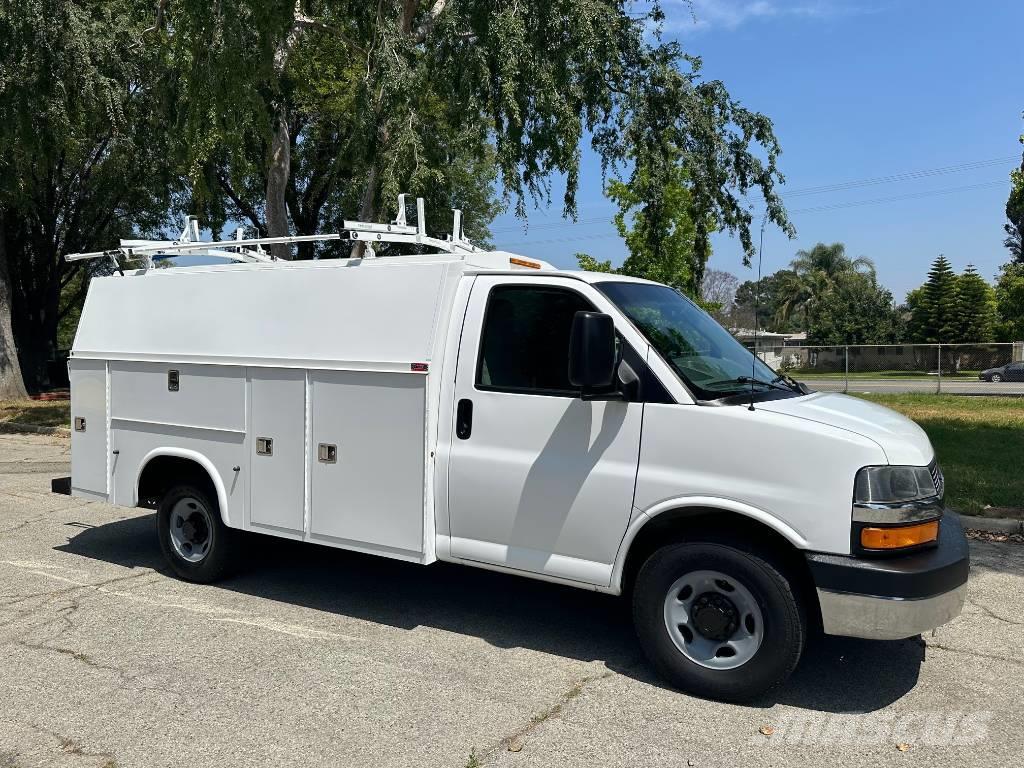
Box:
xmin=851 ymin=394 xmax=1024 ymax=517
xmin=0 ymin=399 xmax=71 ymax=428
xmin=794 ymin=370 xmax=983 ymax=380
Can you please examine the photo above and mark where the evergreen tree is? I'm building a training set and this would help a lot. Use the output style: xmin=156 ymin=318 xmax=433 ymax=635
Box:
xmin=910 ymin=255 xmax=960 ymax=343
xmin=955 ymin=265 xmax=997 ymax=342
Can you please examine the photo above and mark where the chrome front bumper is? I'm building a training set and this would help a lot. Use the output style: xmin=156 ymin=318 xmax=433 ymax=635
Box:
xmin=806 ymin=513 xmax=970 ymax=641
xmin=816 ymin=582 xmax=967 ymax=640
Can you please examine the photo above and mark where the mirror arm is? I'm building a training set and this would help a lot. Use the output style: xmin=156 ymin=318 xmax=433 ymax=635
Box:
xmin=580 ymin=387 xmax=625 ymax=402
xmin=580 ymin=360 xmax=638 ymax=402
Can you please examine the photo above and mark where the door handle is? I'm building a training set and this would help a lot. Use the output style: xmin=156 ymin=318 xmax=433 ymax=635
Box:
xmin=456 ymin=399 xmax=473 ymax=440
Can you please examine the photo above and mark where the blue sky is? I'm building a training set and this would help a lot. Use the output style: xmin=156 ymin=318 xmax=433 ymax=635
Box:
xmin=488 ymin=0 xmax=1024 ymax=303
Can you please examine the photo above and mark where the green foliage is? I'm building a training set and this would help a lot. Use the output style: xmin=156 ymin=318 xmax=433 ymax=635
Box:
xmin=806 ymin=272 xmax=903 ymax=345
xmin=166 ymin=2 xmax=790 ymax=264
xmin=2 ymin=0 xmax=796 ymax=392
xmin=903 ymin=286 xmax=926 ymax=341
xmin=728 ymin=242 xmax=901 ymax=344
xmin=955 ymin=264 xmax=997 ymax=342
xmin=574 ymin=253 xmax=615 ymax=274
xmin=733 ymin=271 xmax=801 ymax=332
xmin=907 ymin=258 xmax=998 ymax=344
xmin=994 ymin=262 xmax=1024 ymax=341
xmin=772 ymin=243 xmax=878 ymax=337
xmin=1005 ymin=122 xmax=1023 ymax=263
xmin=0 ymin=0 xmax=178 ymax=388
xmin=578 ymin=164 xmax=705 ymax=296
xmin=576 ymin=41 xmax=793 ymax=293
xmin=909 ymin=255 xmax=960 ymax=343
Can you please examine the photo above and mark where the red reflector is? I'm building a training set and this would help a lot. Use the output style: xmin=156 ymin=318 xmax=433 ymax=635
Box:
xmin=410 ymin=363 xmax=429 ymax=372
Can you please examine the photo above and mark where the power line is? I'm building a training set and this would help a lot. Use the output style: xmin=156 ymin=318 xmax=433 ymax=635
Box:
xmin=781 ymin=156 xmax=1016 ymax=198
xmin=489 ymin=155 xmax=1017 ymax=235
xmin=495 ymin=179 xmax=1008 ymax=249
xmin=785 ymin=180 xmax=1006 ymax=215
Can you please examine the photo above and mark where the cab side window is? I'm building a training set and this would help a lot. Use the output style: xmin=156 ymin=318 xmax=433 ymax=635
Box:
xmin=477 ymin=285 xmax=595 ymax=395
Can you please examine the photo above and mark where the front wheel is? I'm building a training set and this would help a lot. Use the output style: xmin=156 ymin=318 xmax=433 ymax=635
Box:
xmin=157 ymin=484 xmax=234 ymax=583
xmin=632 ymin=541 xmax=805 ymax=702
xmin=991 ymin=373 xmax=1003 ymax=383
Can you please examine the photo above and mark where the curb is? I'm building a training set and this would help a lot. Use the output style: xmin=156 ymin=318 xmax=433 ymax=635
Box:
xmin=954 ymin=512 xmax=1024 ymax=535
xmin=0 ymin=422 xmax=71 ymax=437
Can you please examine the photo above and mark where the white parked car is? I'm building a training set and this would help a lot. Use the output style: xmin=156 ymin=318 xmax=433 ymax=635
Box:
xmin=54 ymin=202 xmax=968 ymax=701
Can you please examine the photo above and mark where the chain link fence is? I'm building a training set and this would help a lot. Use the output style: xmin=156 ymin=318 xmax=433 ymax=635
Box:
xmin=752 ymin=342 xmax=1024 ymax=394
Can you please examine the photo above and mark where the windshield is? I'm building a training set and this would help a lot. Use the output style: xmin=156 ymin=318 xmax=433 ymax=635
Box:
xmin=596 ymin=281 xmax=792 ymax=401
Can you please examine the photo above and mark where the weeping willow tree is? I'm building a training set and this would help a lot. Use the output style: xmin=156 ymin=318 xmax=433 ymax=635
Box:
xmin=0 ymin=0 xmax=795 ymax=393
xmin=0 ymin=0 xmax=178 ymax=393
xmin=160 ymin=1 xmax=792 ymax=262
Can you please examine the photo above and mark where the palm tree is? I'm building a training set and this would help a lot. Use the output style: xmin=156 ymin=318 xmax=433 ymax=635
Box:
xmin=774 ymin=243 xmax=875 ymax=328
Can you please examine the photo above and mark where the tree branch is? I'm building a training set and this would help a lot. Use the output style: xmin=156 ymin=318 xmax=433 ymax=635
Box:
xmin=132 ymin=0 xmax=167 ymax=48
xmin=413 ymin=0 xmax=449 ymax=43
xmin=217 ymin=172 xmax=264 ymax=234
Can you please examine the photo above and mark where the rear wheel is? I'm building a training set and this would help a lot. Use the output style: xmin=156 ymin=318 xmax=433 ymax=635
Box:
xmin=157 ymin=484 xmax=234 ymax=582
xmin=632 ymin=540 xmax=805 ymax=702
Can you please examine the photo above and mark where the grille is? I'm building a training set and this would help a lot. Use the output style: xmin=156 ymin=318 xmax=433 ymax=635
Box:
xmin=929 ymin=459 xmax=945 ymax=499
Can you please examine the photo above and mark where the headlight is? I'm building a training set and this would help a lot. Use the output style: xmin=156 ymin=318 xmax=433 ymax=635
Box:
xmin=852 ymin=464 xmax=943 ymax=551
xmin=854 ymin=465 xmax=937 ymax=504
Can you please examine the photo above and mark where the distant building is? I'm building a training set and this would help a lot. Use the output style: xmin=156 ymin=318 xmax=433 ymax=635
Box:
xmin=731 ymin=329 xmax=804 ymax=368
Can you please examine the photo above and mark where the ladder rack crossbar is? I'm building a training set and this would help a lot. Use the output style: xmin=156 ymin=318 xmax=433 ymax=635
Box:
xmin=62 ymin=195 xmax=478 ymax=265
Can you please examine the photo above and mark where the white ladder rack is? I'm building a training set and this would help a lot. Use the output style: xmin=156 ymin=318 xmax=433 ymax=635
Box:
xmin=64 ymin=195 xmax=479 ymax=270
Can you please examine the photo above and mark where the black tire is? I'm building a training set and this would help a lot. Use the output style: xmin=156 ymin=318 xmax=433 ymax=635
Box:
xmin=632 ymin=540 xmax=805 ymax=702
xmin=157 ymin=484 xmax=234 ymax=583
xmin=991 ymin=373 xmax=1003 ymax=383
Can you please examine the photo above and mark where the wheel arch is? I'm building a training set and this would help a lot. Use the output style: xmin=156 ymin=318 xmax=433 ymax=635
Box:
xmin=611 ymin=498 xmax=817 ymax=620
xmin=135 ymin=448 xmax=232 ymax=527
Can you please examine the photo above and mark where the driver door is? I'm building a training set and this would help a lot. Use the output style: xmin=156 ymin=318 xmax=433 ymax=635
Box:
xmin=445 ymin=276 xmax=644 ymax=586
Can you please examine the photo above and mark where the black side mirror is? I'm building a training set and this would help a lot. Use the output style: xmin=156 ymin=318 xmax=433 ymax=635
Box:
xmin=568 ymin=311 xmax=616 ymax=390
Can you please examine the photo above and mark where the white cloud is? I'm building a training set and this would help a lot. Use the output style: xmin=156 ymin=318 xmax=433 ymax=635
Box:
xmin=660 ymin=0 xmax=877 ymax=32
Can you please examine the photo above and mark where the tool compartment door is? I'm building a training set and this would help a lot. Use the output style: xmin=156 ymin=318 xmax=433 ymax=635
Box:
xmin=69 ymin=358 xmax=108 ymax=499
xmin=248 ymin=368 xmax=306 ymax=535
xmin=309 ymin=370 xmax=426 ymax=559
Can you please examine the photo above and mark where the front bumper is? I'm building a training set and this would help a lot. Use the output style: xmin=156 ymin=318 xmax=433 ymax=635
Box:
xmin=806 ymin=512 xmax=970 ymax=640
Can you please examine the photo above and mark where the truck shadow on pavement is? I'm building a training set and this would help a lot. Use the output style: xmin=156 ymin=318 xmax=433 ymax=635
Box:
xmin=57 ymin=513 xmax=923 ymax=713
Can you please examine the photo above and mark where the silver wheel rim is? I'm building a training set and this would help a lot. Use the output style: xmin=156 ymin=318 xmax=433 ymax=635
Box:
xmin=993 ymin=374 xmax=1002 ymax=382
xmin=662 ymin=569 xmax=765 ymax=671
xmin=168 ymin=496 xmax=214 ymax=564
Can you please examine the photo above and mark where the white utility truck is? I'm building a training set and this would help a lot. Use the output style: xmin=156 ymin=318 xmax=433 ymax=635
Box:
xmin=54 ymin=198 xmax=968 ymax=701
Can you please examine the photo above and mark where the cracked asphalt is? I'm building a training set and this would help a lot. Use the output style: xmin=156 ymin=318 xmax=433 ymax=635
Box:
xmin=1 ymin=432 xmax=1023 ymax=767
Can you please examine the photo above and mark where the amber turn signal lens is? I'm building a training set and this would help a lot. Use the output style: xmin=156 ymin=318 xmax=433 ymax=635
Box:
xmin=861 ymin=520 xmax=939 ymax=550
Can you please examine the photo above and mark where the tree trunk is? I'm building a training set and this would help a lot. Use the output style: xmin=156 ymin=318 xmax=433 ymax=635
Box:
xmin=0 ymin=212 xmax=28 ymax=400
xmin=351 ymin=164 xmax=379 ymax=258
xmin=265 ymin=104 xmax=292 ymax=260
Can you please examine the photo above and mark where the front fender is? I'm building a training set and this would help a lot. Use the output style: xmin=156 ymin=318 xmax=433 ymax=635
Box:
xmin=608 ymin=496 xmax=809 ymax=595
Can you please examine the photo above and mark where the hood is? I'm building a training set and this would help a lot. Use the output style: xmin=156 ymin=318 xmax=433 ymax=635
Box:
xmin=756 ymin=392 xmax=934 ymax=466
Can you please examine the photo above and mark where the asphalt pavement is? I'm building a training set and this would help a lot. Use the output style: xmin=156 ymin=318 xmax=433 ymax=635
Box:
xmin=1 ymin=433 xmax=1022 ymax=767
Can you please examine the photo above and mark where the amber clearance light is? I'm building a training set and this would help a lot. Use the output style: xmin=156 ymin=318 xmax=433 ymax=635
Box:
xmin=861 ymin=520 xmax=939 ymax=550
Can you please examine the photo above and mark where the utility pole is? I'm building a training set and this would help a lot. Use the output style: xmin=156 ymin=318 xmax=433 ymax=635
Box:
xmin=844 ymin=346 xmax=849 ymax=394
